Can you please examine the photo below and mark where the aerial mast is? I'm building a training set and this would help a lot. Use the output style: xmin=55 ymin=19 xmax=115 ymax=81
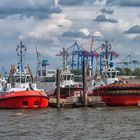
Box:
xmin=16 ymin=41 xmax=27 ymax=73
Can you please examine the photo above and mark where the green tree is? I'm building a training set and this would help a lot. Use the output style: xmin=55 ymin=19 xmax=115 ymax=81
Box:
xmin=124 ymin=68 xmax=132 ymax=76
xmin=116 ymin=67 xmax=132 ymax=76
xmin=71 ymin=69 xmax=82 ymax=75
xmin=134 ymin=68 xmax=140 ymax=78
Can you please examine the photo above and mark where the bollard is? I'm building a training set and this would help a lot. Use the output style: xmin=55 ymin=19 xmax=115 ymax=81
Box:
xmin=83 ymin=60 xmax=88 ymax=107
xmin=56 ymin=68 xmax=61 ymax=109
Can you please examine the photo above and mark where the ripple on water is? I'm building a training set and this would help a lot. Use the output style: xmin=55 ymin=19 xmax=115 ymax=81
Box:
xmin=0 ymin=107 xmax=140 ymax=140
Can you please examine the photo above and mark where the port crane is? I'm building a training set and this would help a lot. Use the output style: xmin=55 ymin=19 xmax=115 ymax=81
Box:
xmin=35 ymin=47 xmax=50 ymax=77
xmin=56 ymin=39 xmax=119 ymax=76
xmin=92 ymin=40 xmax=119 ymax=73
xmin=56 ymin=47 xmax=70 ymax=68
xmin=116 ymin=54 xmax=140 ymax=70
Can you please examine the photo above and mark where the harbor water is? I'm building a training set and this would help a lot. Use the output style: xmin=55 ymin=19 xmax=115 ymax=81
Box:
xmin=0 ymin=107 xmax=140 ymax=140
xmin=1 ymin=82 xmax=140 ymax=140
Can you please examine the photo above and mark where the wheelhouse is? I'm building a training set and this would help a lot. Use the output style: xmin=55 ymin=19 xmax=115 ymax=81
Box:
xmin=102 ymin=68 xmax=119 ymax=84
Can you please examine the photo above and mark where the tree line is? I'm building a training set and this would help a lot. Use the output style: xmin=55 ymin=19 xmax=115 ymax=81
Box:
xmin=116 ymin=67 xmax=140 ymax=79
xmin=71 ymin=67 xmax=140 ymax=79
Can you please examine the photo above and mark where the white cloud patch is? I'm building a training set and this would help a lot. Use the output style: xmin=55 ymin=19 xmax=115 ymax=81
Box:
xmin=62 ymin=30 xmax=91 ymax=39
xmin=21 ymin=13 xmax=72 ymax=42
xmin=133 ymin=35 xmax=140 ymax=43
xmin=99 ymin=19 xmax=131 ymax=33
xmin=116 ymin=20 xmax=130 ymax=32
xmin=37 ymin=45 xmax=61 ymax=58
xmin=94 ymin=0 xmax=106 ymax=5
xmin=93 ymin=31 xmax=103 ymax=37
xmin=62 ymin=28 xmax=104 ymax=46
xmin=80 ymin=28 xmax=90 ymax=36
xmin=0 ymin=16 xmax=36 ymax=37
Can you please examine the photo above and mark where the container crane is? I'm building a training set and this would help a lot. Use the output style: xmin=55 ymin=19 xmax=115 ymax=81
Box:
xmin=56 ymin=47 xmax=70 ymax=68
xmin=99 ymin=40 xmax=119 ymax=73
xmin=116 ymin=54 xmax=140 ymax=70
xmin=35 ymin=47 xmax=50 ymax=77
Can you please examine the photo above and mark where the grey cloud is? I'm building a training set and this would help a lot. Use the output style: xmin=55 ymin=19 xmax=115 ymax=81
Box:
xmin=0 ymin=7 xmax=62 ymax=19
xmin=62 ymin=31 xmax=92 ymax=39
xmin=133 ymin=36 xmax=140 ymax=43
xmin=94 ymin=14 xmax=117 ymax=23
xmin=58 ymin=0 xmax=103 ymax=5
xmin=58 ymin=0 xmax=85 ymax=5
xmin=0 ymin=0 xmax=56 ymax=9
xmin=125 ymin=25 xmax=140 ymax=34
xmin=25 ymin=37 xmax=54 ymax=46
xmin=0 ymin=0 xmax=62 ymax=19
xmin=100 ymin=8 xmax=114 ymax=14
xmin=106 ymin=0 xmax=140 ymax=7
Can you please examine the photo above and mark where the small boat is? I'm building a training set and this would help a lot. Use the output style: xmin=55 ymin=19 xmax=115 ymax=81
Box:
xmin=0 ymin=42 xmax=49 ymax=109
xmin=60 ymin=66 xmax=80 ymax=88
xmin=89 ymin=41 xmax=140 ymax=106
xmin=49 ymin=67 xmax=82 ymax=99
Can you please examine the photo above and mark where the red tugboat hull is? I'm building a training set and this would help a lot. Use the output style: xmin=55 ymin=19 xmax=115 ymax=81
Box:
xmin=0 ymin=90 xmax=49 ymax=109
xmin=101 ymin=95 xmax=140 ymax=106
xmin=49 ymin=87 xmax=83 ymax=99
xmin=91 ymin=83 xmax=140 ymax=106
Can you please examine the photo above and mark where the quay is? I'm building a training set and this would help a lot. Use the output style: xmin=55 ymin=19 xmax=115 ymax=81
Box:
xmin=48 ymin=61 xmax=105 ymax=108
xmin=48 ymin=96 xmax=106 ymax=108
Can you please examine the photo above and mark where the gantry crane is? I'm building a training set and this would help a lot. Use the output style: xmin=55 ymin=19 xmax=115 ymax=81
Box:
xmin=116 ymin=54 xmax=140 ymax=70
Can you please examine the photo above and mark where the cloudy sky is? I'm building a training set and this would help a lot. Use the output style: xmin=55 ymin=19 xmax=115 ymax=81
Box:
xmin=0 ymin=0 xmax=140 ymax=72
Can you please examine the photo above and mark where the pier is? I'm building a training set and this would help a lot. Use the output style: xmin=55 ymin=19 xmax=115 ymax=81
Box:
xmin=49 ymin=96 xmax=106 ymax=108
xmin=48 ymin=61 xmax=105 ymax=108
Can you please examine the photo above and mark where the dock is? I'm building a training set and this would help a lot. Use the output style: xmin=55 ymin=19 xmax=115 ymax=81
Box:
xmin=49 ymin=96 xmax=106 ymax=108
xmin=48 ymin=61 xmax=106 ymax=108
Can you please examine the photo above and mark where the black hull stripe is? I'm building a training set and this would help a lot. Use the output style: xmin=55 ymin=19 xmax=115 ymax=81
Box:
xmin=93 ymin=94 xmax=140 ymax=96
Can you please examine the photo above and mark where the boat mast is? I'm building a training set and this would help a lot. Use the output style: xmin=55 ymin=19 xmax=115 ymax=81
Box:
xmin=16 ymin=41 xmax=27 ymax=73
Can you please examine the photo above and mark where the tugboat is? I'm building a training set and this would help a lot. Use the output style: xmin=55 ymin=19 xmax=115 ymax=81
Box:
xmin=89 ymin=41 xmax=140 ymax=106
xmin=49 ymin=67 xmax=82 ymax=99
xmin=60 ymin=66 xmax=79 ymax=88
xmin=0 ymin=42 xmax=49 ymax=109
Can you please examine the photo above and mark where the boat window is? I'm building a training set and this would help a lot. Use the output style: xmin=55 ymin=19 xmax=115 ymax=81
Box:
xmin=112 ymin=72 xmax=116 ymax=78
xmin=42 ymin=70 xmax=46 ymax=76
xmin=48 ymin=71 xmax=56 ymax=74
xmin=107 ymin=72 xmax=110 ymax=78
xmin=21 ymin=77 xmax=26 ymax=83
xmin=104 ymin=72 xmax=107 ymax=78
xmin=15 ymin=76 xmax=20 ymax=83
xmin=26 ymin=76 xmax=31 ymax=82
xmin=67 ymin=75 xmax=71 ymax=80
xmin=37 ymin=70 xmax=41 ymax=76
xmin=34 ymin=101 xmax=39 ymax=106
xmin=71 ymin=75 xmax=74 ymax=80
xmin=63 ymin=75 xmax=67 ymax=80
xmin=22 ymin=101 xmax=28 ymax=106
xmin=10 ymin=76 xmax=15 ymax=83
